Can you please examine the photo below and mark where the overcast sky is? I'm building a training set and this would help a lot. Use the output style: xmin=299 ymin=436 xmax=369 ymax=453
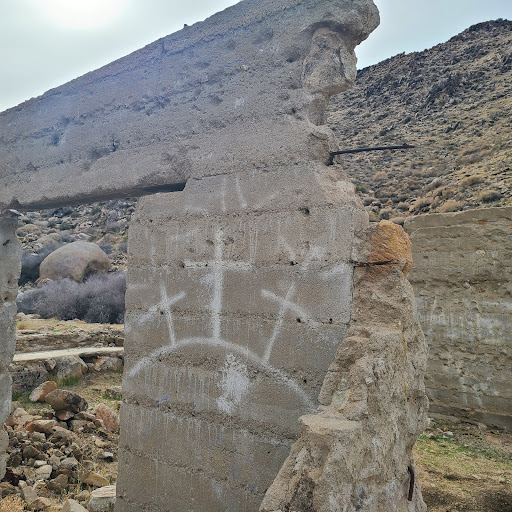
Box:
xmin=1 ymin=0 xmax=511 ymax=112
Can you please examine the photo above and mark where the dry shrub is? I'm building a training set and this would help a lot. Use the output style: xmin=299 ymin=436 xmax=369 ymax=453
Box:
xmin=432 ymin=185 xmax=449 ymax=197
xmin=460 ymin=175 xmax=484 ymax=190
xmin=373 ymin=171 xmax=388 ymax=181
xmin=17 ymin=271 xmax=126 ymax=324
xmin=478 ymin=189 xmax=503 ymax=203
xmin=439 ymin=200 xmax=464 ymax=213
xmin=379 ymin=208 xmax=393 ymax=220
xmin=456 ymin=149 xmax=491 ymax=166
xmin=410 ymin=197 xmax=432 ymax=212
xmin=390 ymin=216 xmax=406 ymax=226
xmin=397 ymin=202 xmax=409 ymax=211
xmin=0 ymin=496 xmax=25 ymax=512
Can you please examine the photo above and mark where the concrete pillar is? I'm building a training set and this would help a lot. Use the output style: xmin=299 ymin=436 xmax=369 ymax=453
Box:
xmin=0 ymin=215 xmax=21 ymax=479
xmin=116 ymin=164 xmax=368 ymax=511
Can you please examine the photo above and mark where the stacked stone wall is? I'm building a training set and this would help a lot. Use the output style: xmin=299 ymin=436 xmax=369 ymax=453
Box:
xmin=405 ymin=207 xmax=512 ymax=429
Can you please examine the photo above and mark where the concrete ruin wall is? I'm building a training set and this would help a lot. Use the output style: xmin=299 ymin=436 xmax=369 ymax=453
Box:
xmin=0 ymin=217 xmax=21 ymax=478
xmin=0 ymin=0 xmax=432 ymax=510
xmin=405 ymin=207 xmax=512 ymax=430
xmin=118 ymin=171 xmax=428 ymax=511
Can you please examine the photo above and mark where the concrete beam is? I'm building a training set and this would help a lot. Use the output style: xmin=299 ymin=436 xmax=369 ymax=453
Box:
xmin=0 ymin=0 xmax=378 ymax=210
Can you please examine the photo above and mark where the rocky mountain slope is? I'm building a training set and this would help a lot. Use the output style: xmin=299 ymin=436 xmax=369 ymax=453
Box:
xmin=327 ymin=19 xmax=512 ymax=222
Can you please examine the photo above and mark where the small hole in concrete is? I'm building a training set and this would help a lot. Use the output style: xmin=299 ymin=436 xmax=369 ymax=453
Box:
xmin=290 ymin=261 xmax=297 ymax=266
xmin=303 ymin=379 xmax=307 ymax=384
xmin=296 ymin=318 xmax=301 ymax=323
xmin=179 ymin=262 xmax=185 ymax=268
xmin=300 ymin=207 xmax=310 ymax=216
xmin=329 ymin=318 xmax=333 ymax=324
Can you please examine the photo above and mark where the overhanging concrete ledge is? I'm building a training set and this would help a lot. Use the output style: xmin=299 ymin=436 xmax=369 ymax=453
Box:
xmin=0 ymin=0 xmax=378 ymax=210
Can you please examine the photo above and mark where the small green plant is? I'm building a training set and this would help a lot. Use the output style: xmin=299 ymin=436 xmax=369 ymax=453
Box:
xmin=49 ymin=375 xmax=81 ymax=387
xmin=355 ymin=184 xmax=368 ymax=194
xmin=11 ymin=391 xmax=30 ymax=402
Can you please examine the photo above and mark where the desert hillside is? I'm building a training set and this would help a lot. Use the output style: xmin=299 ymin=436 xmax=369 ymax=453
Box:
xmin=327 ymin=19 xmax=512 ymax=222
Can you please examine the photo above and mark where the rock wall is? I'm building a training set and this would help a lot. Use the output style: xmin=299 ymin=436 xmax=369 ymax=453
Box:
xmin=405 ymin=207 xmax=512 ymax=430
xmin=261 ymin=220 xmax=428 ymax=512
xmin=0 ymin=216 xmax=21 ymax=479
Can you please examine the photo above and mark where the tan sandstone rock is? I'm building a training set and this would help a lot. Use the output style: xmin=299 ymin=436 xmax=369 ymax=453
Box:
xmin=29 ymin=381 xmax=57 ymax=402
xmin=39 ymin=242 xmax=111 ymax=282
xmin=92 ymin=404 xmax=119 ymax=432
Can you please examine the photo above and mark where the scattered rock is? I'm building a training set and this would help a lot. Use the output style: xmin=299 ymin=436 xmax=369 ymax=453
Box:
xmin=55 ymin=410 xmax=75 ymax=421
xmin=28 ymin=496 xmax=52 ymax=510
xmin=86 ymin=485 xmax=116 ymax=512
xmin=102 ymin=452 xmax=114 ymax=462
xmin=45 ymin=390 xmax=88 ymax=413
xmin=93 ymin=357 xmax=122 ymax=372
xmin=103 ymin=387 xmax=122 ymax=400
xmin=54 ymin=357 xmax=88 ymax=379
xmin=21 ymin=485 xmax=38 ymax=504
xmin=26 ymin=420 xmax=58 ymax=434
xmin=47 ymin=474 xmax=69 ymax=494
xmin=92 ymin=405 xmax=119 ymax=432
xmin=35 ymin=464 xmax=53 ymax=480
xmin=0 ymin=482 xmax=16 ymax=497
xmin=60 ymin=498 xmax=88 ymax=512
xmin=81 ymin=472 xmax=110 ymax=487
xmin=30 ymin=381 xmax=58 ymax=402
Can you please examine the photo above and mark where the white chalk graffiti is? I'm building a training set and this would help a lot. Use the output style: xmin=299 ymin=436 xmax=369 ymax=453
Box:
xmin=129 ymin=227 xmax=325 ymax=413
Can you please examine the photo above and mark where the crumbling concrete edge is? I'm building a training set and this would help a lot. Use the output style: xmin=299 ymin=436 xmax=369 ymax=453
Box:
xmin=260 ymin=220 xmax=429 ymax=511
xmin=0 ymin=214 xmax=21 ymax=479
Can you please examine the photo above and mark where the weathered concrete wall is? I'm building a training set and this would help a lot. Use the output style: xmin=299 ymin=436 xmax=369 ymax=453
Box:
xmin=117 ymin=165 xmax=367 ymax=510
xmin=0 ymin=216 xmax=21 ymax=479
xmin=0 ymin=0 xmax=378 ymax=210
xmin=406 ymin=207 xmax=512 ymax=430
xmin=117 ymin=170 xmax=428 ymax=511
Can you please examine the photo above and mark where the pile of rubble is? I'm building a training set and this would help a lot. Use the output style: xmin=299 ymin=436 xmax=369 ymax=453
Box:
xmin=1 ymin=381 xmax=121 ymax=511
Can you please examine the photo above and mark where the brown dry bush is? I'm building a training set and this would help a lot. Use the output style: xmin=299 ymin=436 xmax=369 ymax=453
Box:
xmin=460 ymin=175 xmax=484 ymax=190
xmin=410 ymin=197 xmax=432 ymax=212
xmin=439 ymin=200 xmax=464 ymax=213
xmin=373 ymin=171 xmax=388 ymax=181
xmin=0 ymin=496 xmax=25 ymax=512
xmin=478 ymin=189 xmax=503 ymax=203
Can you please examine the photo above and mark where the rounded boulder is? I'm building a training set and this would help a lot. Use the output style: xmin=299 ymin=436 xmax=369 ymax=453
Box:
xmin=39 ymin=241 xmax=111 ymax=282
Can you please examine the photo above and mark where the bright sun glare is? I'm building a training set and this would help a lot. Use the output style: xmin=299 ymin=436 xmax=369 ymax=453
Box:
xmin=35 ymin=0 xmax=128 ymax=30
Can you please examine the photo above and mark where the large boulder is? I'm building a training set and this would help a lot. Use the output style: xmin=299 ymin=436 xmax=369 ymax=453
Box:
xmin=39 ymin=242 xmax=111 ymax=282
